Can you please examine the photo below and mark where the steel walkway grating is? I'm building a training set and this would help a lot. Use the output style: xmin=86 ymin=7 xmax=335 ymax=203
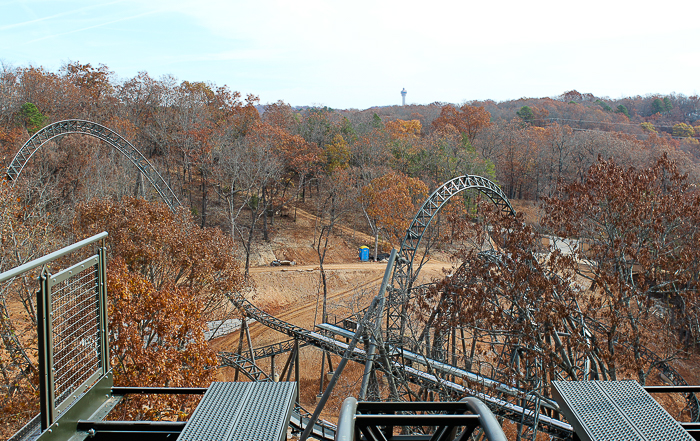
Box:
xmin=552 ymin=380 xmax=694 ymax=441
xmin=177 ymin=382 xmax=297 ymax=441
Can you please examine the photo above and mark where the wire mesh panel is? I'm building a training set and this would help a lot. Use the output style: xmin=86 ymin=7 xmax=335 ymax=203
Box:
xmin=0 ymin=232 xmax=110 ymax=439
xmin=48 ymin=255 xmax=103 ymax=405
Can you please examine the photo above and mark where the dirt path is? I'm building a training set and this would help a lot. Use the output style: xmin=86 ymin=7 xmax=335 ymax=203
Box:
xmin=211 ymin=205 xmax=454 ymax=418
xmin=245 ymin=271 xmax=384 ymax=343
xmin=249 ymin=261 xmax=392 ymax=274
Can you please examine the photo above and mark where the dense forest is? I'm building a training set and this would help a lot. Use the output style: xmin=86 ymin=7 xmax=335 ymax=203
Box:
xmin=2 ymin=62 xmax=700 ymax=437
xmin=2 ymin=63 xmax=700 ymax=230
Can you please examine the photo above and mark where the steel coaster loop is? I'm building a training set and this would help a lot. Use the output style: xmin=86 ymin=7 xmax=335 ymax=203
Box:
xmin=387 ymin=175 xmax=515 ymax=340
xmin=5 ymin=119 xmax=180 ymax=211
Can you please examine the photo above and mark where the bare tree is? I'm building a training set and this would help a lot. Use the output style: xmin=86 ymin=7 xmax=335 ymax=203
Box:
xmin=213 ymin=124 xmax=281 ymax=278
xmin=313 ymin=170 xmax=357 ymax=322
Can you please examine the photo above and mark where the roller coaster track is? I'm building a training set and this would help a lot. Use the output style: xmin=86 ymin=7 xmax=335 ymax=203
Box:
xmin=5 ymin=119 xmax=180 ymax=210
xmin=229 ymin=285 xmax=700 ymax=439
xmin=387 ymin=175 xmax=515 ymax=341
xmin=226 ymin=293 xmax=575 ymax=439
xmin=226 ymin=293 xmax=371 ymax=364
xmin=221 ymin=338 xmax=310 ymax=363
xmin=221 ymin=172 xmax=696 ymax=439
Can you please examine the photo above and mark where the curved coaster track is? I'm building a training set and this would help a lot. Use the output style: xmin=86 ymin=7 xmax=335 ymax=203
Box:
xmin=387 ymin=175 xmax=515 ymax=339
xmin=222 ymin=174 xmax=699 ymax=441
xmin=226 ymin=271 xmax=698 ymax=440
xmin=225 ymin=260 xmax=570 ymax=434
xmin=5 ymin=119 xmax=180 ymax=210
xmin=224 ymin=292 xmax=573 ymax=439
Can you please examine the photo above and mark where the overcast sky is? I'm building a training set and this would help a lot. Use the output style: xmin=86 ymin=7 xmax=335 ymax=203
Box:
xmin=2 ymin=0 xmax=699 ymax=110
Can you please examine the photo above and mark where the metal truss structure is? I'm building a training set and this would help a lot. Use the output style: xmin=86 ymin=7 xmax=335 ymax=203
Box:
xmin=5 ymin=119 xmax=180 ymax=210
xmin=387 ymin=175 xmax=515 ymax=341
xmin=226 ymin=285 xmax=575 ymax=439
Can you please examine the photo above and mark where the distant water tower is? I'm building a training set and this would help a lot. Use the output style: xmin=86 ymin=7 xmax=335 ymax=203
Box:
xmin=401 ymin=88 xmax=407 ymax=106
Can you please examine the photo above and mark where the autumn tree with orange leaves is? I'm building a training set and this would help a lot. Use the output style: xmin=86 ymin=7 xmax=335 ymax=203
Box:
xmin=385 ymin=119 xmax=422 ymax=139
xmin=422 ymin=155 xmax=700 ymax=406
xmin=544 ymin=155 xmax=700 ymax=361
xmin=0 ymin=181 xmax=64 ymax=438
xmin=432 ymin=104 xmax=491 ymax=145
xmin=360 ymin=171 xmax=428 ymax=261
xmin=73 ymin=197 xmax=244 ymax=419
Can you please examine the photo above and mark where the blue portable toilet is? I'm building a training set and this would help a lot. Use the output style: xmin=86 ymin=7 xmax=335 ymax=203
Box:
xmin=359 ymin=246 xmax=369 ymax=262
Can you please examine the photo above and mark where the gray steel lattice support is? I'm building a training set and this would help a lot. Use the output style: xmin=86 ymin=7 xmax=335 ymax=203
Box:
xmin=386 ymin=175 xmax=515 ymax=342
xmin=5 ymin=119 xmax=180 ymax=211
xmin=227 ymin=292 xmax=575 ymax=439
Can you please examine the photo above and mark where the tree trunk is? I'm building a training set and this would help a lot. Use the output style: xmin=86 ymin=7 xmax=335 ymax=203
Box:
xmin=374 ymin=230 xmax=379 ymax=262
xmin=243 ymin=210 xmax=257 ymax=279
xmin=201 ymin=171 xmax=208 ymax=228
xmin=262 ymin=185 xmax=269 ymax=242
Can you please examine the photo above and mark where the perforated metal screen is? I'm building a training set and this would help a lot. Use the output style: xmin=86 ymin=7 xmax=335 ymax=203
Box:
xmin=178 ymin=382 xmax=297 ymax=441
xmin=1 ymin=232 xmax=110 ymax=439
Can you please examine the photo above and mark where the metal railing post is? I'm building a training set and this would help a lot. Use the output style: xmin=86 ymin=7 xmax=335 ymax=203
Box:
xmin=336 ymin=397 xmax=358 ymax=441
xmin=38 ymin=268 xmax=56 ymax=430
xmin=98 ymin=244 xmax=110 ymax=374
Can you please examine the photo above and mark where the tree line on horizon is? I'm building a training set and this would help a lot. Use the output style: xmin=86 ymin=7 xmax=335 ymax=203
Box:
xmin=3 ymin=62 xmax=700 ymax=213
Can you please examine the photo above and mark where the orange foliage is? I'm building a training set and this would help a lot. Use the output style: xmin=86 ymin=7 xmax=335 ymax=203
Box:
xmin=432 ymin=104 xmax=491 ymax=143
xmin=107 ymin=258 xmax=216 ymax=420
xmin=74 ymin=197 xmax=242 ymax=298
xmin=360 ymin=171 xmax=428 ymax=244
xmin=73 ymin=197 xmax=244 ymax=419
xmin=323 ymin=134 xmax=351 ymax=173
xmin=385 ymin=119 xmax=422 ymax=140
xmin=248 ymin=121 xmax=321 ymax=178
